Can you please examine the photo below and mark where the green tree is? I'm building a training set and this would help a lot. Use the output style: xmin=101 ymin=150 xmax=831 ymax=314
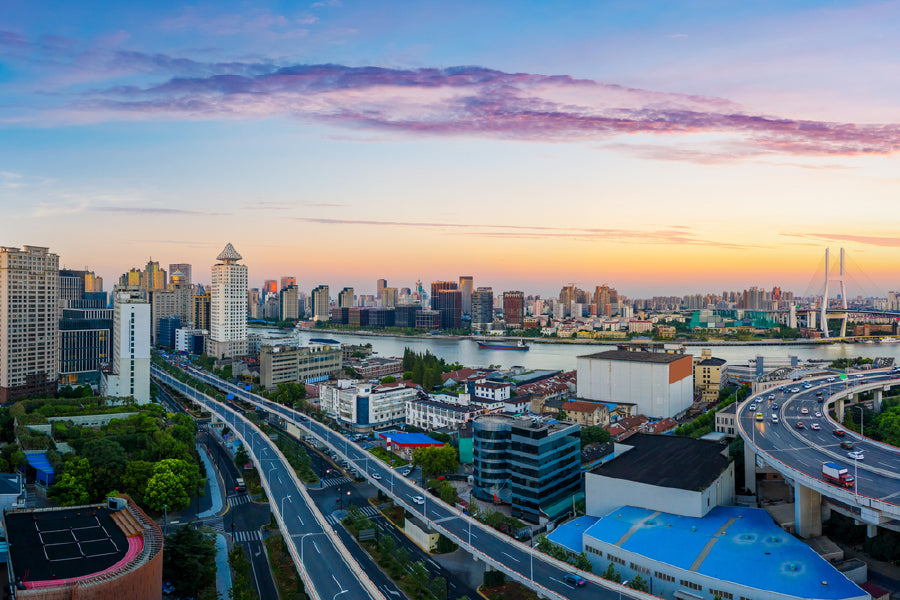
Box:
xmin=581 ymin=425 xmax=612 ymax=448
xmin=412 ymin=444 xmax=459 ymax=478
xmin=411 ymin=361 xmax=425 ymax=385
xmin=380 ymin=375 xmax=397 ymax=384
xmin=628 ymin=575 xmax=649 ymax=592
xmin=122 ymin=460 xmax=155 ymax=506
xmin=601 ymin=562 xmax=621 ymax=583
xmin=49 ymin=458 xmax=93 ymax=505
xmin=144 ymin=458 xmax=200 ymax=512
xmin=573 ymin=552 xmax=593 ymax=572
xmin=81 ymin=438 xmax=129 ymax=498
xmin=229 ymin=544 xmax=255 ymax=600
xmin=234 ymin=444 xmax=250 ymax=468
xmin=164 ymin=525 xmax=217 ymax=599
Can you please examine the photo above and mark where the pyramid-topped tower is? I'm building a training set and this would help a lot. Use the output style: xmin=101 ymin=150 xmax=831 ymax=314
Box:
xmin=216 ymin=242 xmax=242 ymax=263
xmin=206 ymin=243 xmax=248 ymax=358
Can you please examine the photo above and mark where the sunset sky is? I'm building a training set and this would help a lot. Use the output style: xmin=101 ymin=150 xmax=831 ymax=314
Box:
xmin=2 ymin=1 xmax=899 ymax=297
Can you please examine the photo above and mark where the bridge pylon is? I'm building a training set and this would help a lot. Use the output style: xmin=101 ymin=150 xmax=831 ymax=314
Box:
xmin=821 ymin=247 xmax=848 ymax=338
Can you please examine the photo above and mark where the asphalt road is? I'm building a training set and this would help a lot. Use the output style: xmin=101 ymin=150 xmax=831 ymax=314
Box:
xmin=172 ymin=361 xmax=638 ymax=600
xmin=739 ymin=371 xmax=900 ymax=507
xmin=152 ymin=364 xmax=384 ymax=600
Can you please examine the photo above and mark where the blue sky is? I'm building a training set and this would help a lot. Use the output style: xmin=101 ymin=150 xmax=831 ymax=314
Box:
xmin=2 ymin=1 xmax=899 ymax=297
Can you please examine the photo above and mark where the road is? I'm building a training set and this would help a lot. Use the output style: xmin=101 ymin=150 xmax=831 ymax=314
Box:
xmin=152 ymin=363 xmax=385 ymax=600
xmin=163 ymin=359 xmax=645 ymax=600
xmin=738 ymin=371 xmax=900 ymax=513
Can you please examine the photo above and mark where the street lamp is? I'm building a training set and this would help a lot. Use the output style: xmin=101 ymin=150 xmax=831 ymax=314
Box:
xmin=854 ymin=405 xmax=864 ymax=499
xmin=281 ymin=495 xmax=292 ymax=519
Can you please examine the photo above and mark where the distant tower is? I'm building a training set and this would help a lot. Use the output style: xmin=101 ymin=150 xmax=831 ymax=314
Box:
xmin=821 ymin=247 xmax=848 ymax=338
xmin=206 ymin=243 xmax=248 ymax=358
xmin=459 ymin=276 xmax=474 ymax=315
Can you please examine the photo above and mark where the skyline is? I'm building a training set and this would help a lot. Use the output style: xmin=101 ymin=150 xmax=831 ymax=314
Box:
xmin=2 ymin=1 xmax=900 ymax=296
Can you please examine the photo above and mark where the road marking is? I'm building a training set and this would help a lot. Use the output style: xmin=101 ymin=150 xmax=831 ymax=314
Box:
xmin=313 ymin=541 xmax=321 ymax=555
xmin=502 ymin=551 xmax=520 ymax=562
xmin=298 ymin=515 xmax=304 ymax=526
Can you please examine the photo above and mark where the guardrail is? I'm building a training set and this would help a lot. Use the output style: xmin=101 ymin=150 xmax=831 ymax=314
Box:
xmin=152 ymin=365 xmax=386 ymax=600
xmin=176 ymin=362 xmax=656 ymax=600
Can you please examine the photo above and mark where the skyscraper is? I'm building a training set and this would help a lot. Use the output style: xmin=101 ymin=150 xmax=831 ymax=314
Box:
xmin=338 ymin=287 xmax=355 ymax=309
xmin=502 ymin=291 xmax=525 ymax=329
xmin=312 ymin=285 xmax=330 ymax=321
xmin=0 ymin=246 xmax=59 ymax=403
xmin=193 ymin=291 xmax=211 ymax=331
xmin=430 ymin=281 xmax=457 ymax=310
xmin=168 ymin=263 xmax=192 ymax=286
xmin=58 ymin=270 xmax=111 ymax=385
xmin=471 ymin=287 xmax=494 ymax=331
xmin=433 ymin=289 xmax=462 ymax=329
xmin=281 ymin=276 xmax=297 ymax=291
xmin=375 ymin=279 xmax=387 ymax=300
xmin=380 ymin=287 xmax=398 ymax=308
xmin=280 ymin=285 xmax=300 ymax=320
xmin=143 ymin=260 xmax=167 ymax=291
xmin=263 ymin=280 xmax=278 ymax=301
xmin=206 ymin=243 xmax=248 ymax=358
xmin=459 ymin=276 xmax=473 ymax=315
xmin=102 ymin=287 xmax=150 ymax=404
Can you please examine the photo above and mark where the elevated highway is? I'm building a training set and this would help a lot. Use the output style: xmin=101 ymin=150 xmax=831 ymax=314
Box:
xmin=152 ymin=359 xmax=649 ymax=600
xmin=737 ymin=370 xmax=900 ymax=537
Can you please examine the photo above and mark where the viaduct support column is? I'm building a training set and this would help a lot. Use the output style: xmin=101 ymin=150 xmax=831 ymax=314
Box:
xmin=795 ymin=484 xmax=822 ymax=538
xmin=867 ymin=524 xmax=878 ymax=538
xmin=835 ymin=398 xmax=844 ymax=422
xmin=744 ymin=443 xmax=757 ymax=495
xmin=874 ymin=390 xmax=883 ymax=413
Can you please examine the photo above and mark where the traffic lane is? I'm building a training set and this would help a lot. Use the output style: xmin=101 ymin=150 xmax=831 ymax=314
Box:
xmin=332 ymin=519 xmax=406 ymax=600
xmin=241 ymin=538 xmax=279 ymax=600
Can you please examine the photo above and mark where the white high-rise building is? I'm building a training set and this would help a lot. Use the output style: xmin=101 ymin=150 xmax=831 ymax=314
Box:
xmin=102 ymin=287 xmax=150 ymax=404
xmin=0 ymin=245 xmax=59 ymax=403
xmin=206 ymin=243 xmax=248 ymax=358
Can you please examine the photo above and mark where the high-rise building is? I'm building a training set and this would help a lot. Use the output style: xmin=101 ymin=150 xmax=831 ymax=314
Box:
xmin=459 ymin=276 xmax=474 ymax=315
xmin=311 ymin=285 xmax=330 ymax=321
xmin=206 ymin=243 xmax=248 ymax=358
xmin=375 ymin=279 xmax=387 ymax=300
xmin=263 ymin=280 xmax=278 ymax=297
xmin=280 ymin=285 xmax=300 ymax=321
xmin=168 ymin=264 xmax=192 ymax=286
xmin=280 ymin=276 xmax=297 ymax=291
xmin=471 ymin=287 xmax=494 ymax=331
xmin=143 ymin=260 xmax=167 ymax=291
xmin=1 ymin=246 xmax=59 ymax=403
xmin=433 ymin=289 xmax=462 ymax=329
xmin=58 ymin=269 xmax=111 ymax=386
xmin=430 ymin=281 xmax=457 ymax=310
xmin=102 ymin=287 xmax=150 ymax=404
xmin=193 ymin=291 xmax=211 ymax=331
xmin=338 ymin=287 xmax=355 ymax=309
xmin=380 ymin=287 xmax=398 ymax=308
xmin=502 ymin=291 xmax=525 ymax=329
xmin=83 ymin=271 xmax=103 ymax=293
xmin=248 ymin=288 xmax=261 ymax=319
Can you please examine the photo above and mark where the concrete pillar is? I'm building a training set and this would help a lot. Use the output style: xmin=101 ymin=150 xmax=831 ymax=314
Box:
xmin=874 ymin=390 xmax=883 ymax=413
xmin=744 ymin=444 xmax=757 ymax=495
xmin=867 ymin=524 xmax=878 ymax=538
xmin=822 ymin=503 xmax=831 ymax=521
xmin=794 ymin=484 xmax=822 ymax=538
xmin=836 ymin=398 xmax=844 ymax=423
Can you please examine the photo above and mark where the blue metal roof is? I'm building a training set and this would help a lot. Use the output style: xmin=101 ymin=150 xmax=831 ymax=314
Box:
xmin=25 ymin=451 xmax=55 ymax=486
xmin=378 ymin=432 xmax=444 ymax=446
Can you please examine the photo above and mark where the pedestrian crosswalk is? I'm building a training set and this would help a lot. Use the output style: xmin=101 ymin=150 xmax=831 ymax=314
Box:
xmin=325 ymin=505 xmax=381 ymax=525
xmin=233 ymin=530 xmax=263 ymax=543
xmin=204 ymin=516 xmax=226 ymax=533
xmin=228 ymin=493 xmax=251 ymax=506
xmin=320 ymin=476 xmax=352 ymax=488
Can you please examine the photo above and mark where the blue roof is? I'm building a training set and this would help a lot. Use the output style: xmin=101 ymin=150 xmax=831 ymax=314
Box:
xmin=378 ymin=432 xmax=443 ymax=446
xmin=25 ymin=451 xmax=55 ymax=485
xmin=573 ymin=506 xmax=864 ymax=600
xmin=546 ymin=515 xmax=598 ymax=552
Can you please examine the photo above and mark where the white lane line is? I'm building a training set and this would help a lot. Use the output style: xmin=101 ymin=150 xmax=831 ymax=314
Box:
xmin=298 ymin=515 xmax=304 ymax=526
xmin=502 ymin=551 xmax=520 ymax=562
xmin=313 ymin=541 xmax=321 ymax=555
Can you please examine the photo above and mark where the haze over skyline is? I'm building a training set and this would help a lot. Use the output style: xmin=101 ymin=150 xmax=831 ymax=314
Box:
xmin=2 ymin=1 xmax=899 ymax=297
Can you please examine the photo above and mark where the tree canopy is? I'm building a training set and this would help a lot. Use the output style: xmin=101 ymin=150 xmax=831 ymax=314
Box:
xmin=412 ymin=444 xmax=458 ymax=478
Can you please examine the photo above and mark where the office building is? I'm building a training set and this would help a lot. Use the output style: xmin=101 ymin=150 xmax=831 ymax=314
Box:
xmin=311 ymin=285 xmax=330 ymax=321
xmin=280 ymin=276 xmax=297 ymax=291
xmin=473 ymin=414 xmax=581 ymax=523
xmin=175 ymin=328 xmax=207 ymax=354
xmin=430 ymin=281 xmax=457 ymax=309
xmin=375 ymin=279 xmax=387 ymax=300
xmin=502 ymin=291 xmax=525 ymax=329
xmin=459 ymin=276 xmax=473 ymax=315
xmin=415 ymin=309 xmax=441 ymax=329
xmin=259 ymin=343 xmax=342 ymax=388
xmin=432 ymin=289 xmax=462 ymax=329
xmin=380 ymin=287 xmax=398 ymax=308
xmin=58 ymin=270 xmax=111 ymax=386
xmin=1 ymin=246 xmax=59 ymax=403
xmin=193 ymin=291 xmax=211 ymax=331
xmin=248 ymin=287 xmax=261 ymax=319
xmin=471 ymin=287 xmax=493 ymax=331
xmin=157 ymin=316 xmax=181 ymax=349
xmin=102 ymin=287 xmax=151 ymax=404
xmin=321 ymin=380 xmax=417 ymax=433
xmin=280 ymin=285 xmax=300 ymax=321
xmin=576 ymin=347 xmax=694 ymax=419
xmin=206 ymin=243 xmax=248 ymax=359
xmin=168 ymin=263 xmax=192 ymax=286
xmin=394 ymin=303 xmax=420 ymax=328
xmin=263 ymin=279 xmax=278 ymax=298
xmin=142 ymin=260 xmax=166 ymax=291
xmin=338 ymin=287 xmax=355 ymax=309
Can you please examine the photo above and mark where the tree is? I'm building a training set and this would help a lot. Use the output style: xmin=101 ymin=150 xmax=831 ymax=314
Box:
xmin=557 ymin=408 xmax=567 ymax=420
xmin=164 ymin=525 xmax=217 ymax=599
xmin=144 ymin=458 xmax=201 ymax=512
xmin=412 ymin=444 xmax=458 ymax=478
xmin=628 ymin=575 xmax=649 ymax=592
xmin=601 ymin=562 xmax=621 ymax=583
xmin=411 ymin=361 xmax=425 ymax=384
xmin=49 ymin=458 xmax=92 ymax=505
xmin=81 ymin=438 xmax=129 ymax=498
xmin=122 ymin=460 xmax=155 ymax=506
xmin=229 ymin=544 xmax=254 ymax=600
xmin=380 ymin=375 xmax=397 ymax=384
xmin=234 ymin=444 xmax=250 ymax=468
xmin=581 ymin=425 xmax=611 ymax=448
xmin=573 ymin=552 xmax=593 ymax=572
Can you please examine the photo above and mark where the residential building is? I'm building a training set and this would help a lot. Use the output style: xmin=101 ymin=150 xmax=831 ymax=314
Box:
xmin=694 ymin=349 xmax=728 ymax=404
xmin=263 ymin=279 xmax=278 ymax=298
xmin=715 ymin=403 xmax=737 ymax=436
xmin=321 ymin=379 xmax=417 ymax=432
xmin=248 ymin=287 xmax=261 ymax=319
xmin=655 ymin=324 xmax=676 ymax=339
xmin=502 ymin=291 xmax=525 ymax=329
xmin=206 ymin=243 xmax=248 ymax=358
xmin=472 ymin=414 xmax=581 ymax=523
xmin=280 ymin=276 xmax=297 ymax=291
xmin=0 ymin=245 xmax=59 ymax=403
xmin=473 ymin=381 xmax=511 ymax=403
xmin=193 ymin=291 xmax=211 ymax=331
xmin=347 ymin=356 xmax=403 ymax=379
xmin=577 ymin=346 xmax=694 ymax=419
xmin=168 ymin=263 xmax=192 ymax=286
xmin=459 ymin=276 xmax=473 ymax=315
xmin=375 ymin=278 xmax=387 ymax=301
xmin=142 ymin=260 xmax=166 ymax=292
xmin=338 ymin=287 xmax=355 ymax=309
xmin=259 ymin=343 xmax=342 ymax=388
xmin=627 ymin=319 xmax=653 ymax=334
xmin=175 ymin=328 xmax=207 ymax=354
xmin=280 ymin=285 xmax=300 ymax=320
xmin=561 ymin=400 xmax=610 ymax=427
xmin=380 ymin=287 xmax=398 ymax=308
xmin=471 ymin=287 xmax=494 ymax=331
xmin=406 ymin=396 xmax=482 ymax=430
xmin=311 ymin=285 xmax=330 ymax=321
xmin=102 ymin=287 xmax=151 ymax=404
xmin=501 ymin=395 xmax=531 ymax=414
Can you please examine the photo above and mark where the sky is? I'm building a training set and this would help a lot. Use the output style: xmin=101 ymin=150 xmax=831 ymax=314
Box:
xmin=2 ymin=0 xmax=899 ymax=298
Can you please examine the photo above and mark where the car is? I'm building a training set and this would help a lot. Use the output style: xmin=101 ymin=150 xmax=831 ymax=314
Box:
xmin=795 ymin=422 xmax=805 ymax=429
xmin=803 ymin=383 xmax=812 ymax=389
xmin=827 ymin=377 xmax=836 ymax=382
xmin=749 ymin=403 xmax=757 ymax=411
xmin=768 ymin=394 xmax=776 ymax=400
xmin=402 ymin=468 xmax=412 ymax=476
xmin=801 ymin=407 xmax=809 ymax=415
xmin=778 ymin=386 xmax=785 ymax=392
xmin=371 ymin=473 xmax=381 ymax=480
xmin=817 ymin=395 xmax=824 ymax=403
xmin=833 ymin=429 xmax=846 ymax=437
xmin=840 ymin=440 xmax=854 ymax=450
xmin=791 ymin=388 xmax=800 ymax=393
xmin=811 ymin=423 xmax=821 ymax=431
xmin=563 ymin=573 xmax=587 ymax=587
xmin=772 ymin=403 xmax=779 ymax=410
xmin=815 ymin=411 xmax=822 ymax=418
xmin=412 ymin=496 xmax=425 ymax=505
xmin=771 ymin=415 xmax=780 ymax=424
xmin=847 ymin=450 xmax=865 ymax=460
xmin=755 ymin=412 xmax=764 ymax=421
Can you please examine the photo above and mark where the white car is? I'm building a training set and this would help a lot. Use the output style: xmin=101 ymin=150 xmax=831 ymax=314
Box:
xmin=811 ymin=423 xmax=821 ymax=431
xmin=412 ymin=496 xmax=425 ymax=505
xmin=371 ymin=473 xmax=382 ymax=480
xmin=826 ymin=377 xmax=836 ymax=382
xmin=749 ymin=404 xmax=757 ymax=411
xmin=815 ymin=411 xmax=822 ymax=418
xmin=771 ymin=415 xmax=780 ymax=424
xmin=847 ymin=450 xmax=865 ymax=461
xmin=768 ymin=394 xmax=775 ymax=400
xmin=801 ymin=407 xmax=809 ymax=415
xmin=790 ymin=388 xmax=800 ymax=393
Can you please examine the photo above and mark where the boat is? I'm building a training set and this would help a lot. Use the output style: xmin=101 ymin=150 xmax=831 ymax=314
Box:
xmin=476 ymin=340 xmax=529 ymax=351
xmin=880 ymin=337 xmax=898 ymax=344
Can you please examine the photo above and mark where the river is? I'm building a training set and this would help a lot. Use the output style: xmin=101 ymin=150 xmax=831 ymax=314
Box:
xmin=252 ymin=327 xmax=900 ymax=372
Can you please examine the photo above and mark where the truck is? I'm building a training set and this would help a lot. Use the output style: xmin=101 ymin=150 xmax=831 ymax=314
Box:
xmin=822 ymin=462 xmax=854 ymax=488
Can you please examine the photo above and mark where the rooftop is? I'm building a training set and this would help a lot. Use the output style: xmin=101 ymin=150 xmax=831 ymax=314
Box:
xmin=562 ymin=400 xmax=607 ymax=414
xmin=377 ymin=431 xmax=444 ymax=446
xmin=589 ymin=433 xmax=729 ymax=491
xmin=548 ymin=505 xmax=865 ymax=600
xmin=578 ymin=349 xmax=688 ymax=364
xmin=699 ymin=357 xmax=728 ymax=366
xmin=216 ymin=242 xmax=242 ymax=262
